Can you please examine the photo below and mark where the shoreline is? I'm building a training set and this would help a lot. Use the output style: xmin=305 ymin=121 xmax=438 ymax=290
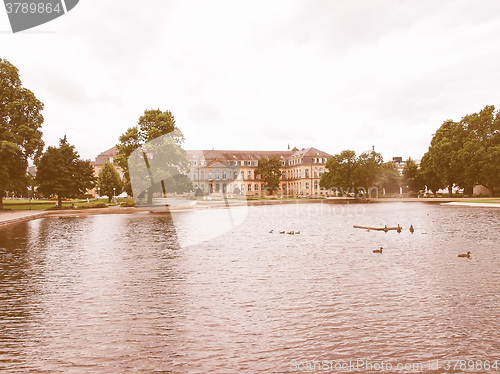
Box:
xmin=1 ymin=198 xmax=499 ymax=227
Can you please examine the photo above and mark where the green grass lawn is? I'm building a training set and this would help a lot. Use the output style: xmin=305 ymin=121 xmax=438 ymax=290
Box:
xmin=1 ymin=198 xmax=127 ymax=210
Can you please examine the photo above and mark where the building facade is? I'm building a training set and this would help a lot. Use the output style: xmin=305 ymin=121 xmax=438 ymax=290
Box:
xmin=186 ymin=147 xmax=332 ymax=196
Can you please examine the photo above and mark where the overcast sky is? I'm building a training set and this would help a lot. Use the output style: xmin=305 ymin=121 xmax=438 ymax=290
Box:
xmin=2 ymin=0 xmax=500 ymax=162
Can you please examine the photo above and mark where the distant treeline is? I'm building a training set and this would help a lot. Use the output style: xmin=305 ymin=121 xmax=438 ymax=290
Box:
xmin=320 ymin=105 xmax=500 ymax=197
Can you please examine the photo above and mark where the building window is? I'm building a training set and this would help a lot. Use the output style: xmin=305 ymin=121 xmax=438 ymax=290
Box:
xmin=222 ymin=183 xmax=227 ymax=193
xmin=241 ymin=161 xmax=244 ymax=166
xmin=194 ymin=171 xmax=198 ymax=180
xmin=254 ymin=184 xmax=258 ymax=191
xmin=241 ymin=184 xmax=245 ymax=191
xmin=306 ymin=182 xmax=310 ymax=190
xmin=305 ymin=169 xmax=309 ymax=178
xmin=200 ymin=171 xmax=205 ymax=180
xmin=313 ymin=158 xmax=316 ymax=163
xmin=319 ymin=168 xmax=323 ymax=176
xmin=314 ymin=169 xmax=318 ymax=178
xmin=222 ymin=170 xmax=227 ymax=180
xmin=234 ymin=170 xmax=238 ymax=179
xmin=208 ymin=172 xmax=212 ymax=180
xmin=248 ymin=183 xmax=252 ymax=191
xmin=215 ymin=184 xmax=220 ymax=192
xmin=248 ymin=171 xmax=252 ymax=179
xmin=215 ymin=171 xmax=220 ymax=180
xmin=193 ymin=160 xmax=197 ymax=166
xmin=323 ymin=158 xmax=327 ymax=163
xmin=314 ymin=181 xmax=318 ymax=190
xmin=234 ymin=161 xmax=238 ymax=166
xmin=201 ymin=184 xmax=205 ymax=192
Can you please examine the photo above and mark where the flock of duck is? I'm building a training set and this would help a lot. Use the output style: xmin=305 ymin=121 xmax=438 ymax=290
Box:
xmin=364 ymin=225 xmax=471 ymax=259
xmin=269 ymin=230 xmax=300 ymax=235
xmin=269 ymin=224 xmax=472 ymax=259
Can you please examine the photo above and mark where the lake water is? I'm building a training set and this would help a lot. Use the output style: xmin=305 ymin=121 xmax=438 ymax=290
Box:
xmin=1 ymin=202 xmax=499 ymax=373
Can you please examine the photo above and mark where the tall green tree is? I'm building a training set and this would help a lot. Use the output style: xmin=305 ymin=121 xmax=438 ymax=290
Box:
xmin=97 ymin=161 xmax=123 ymax=203
xmin=459 ymin=105 xmax=500 ymax=196
xmin=376 ymin=162 xmax=401 ymax=195
xmin=36 ymin=136 xmax=95 ymax=208
xmin=356 ymin=148 xmax=384 ymax=192
xmin=421 ymin=120 xmax=466 ymax=197
xmin=402 ymin=157 xmax=424 ymax=193
xmin=115 ymin=109 xmax=190 ymax=204
xmin=320 ymin=150 xmax=359 ymax=194
xmin=254 ymin=157 xmax=282 ymax=195
xmin=0 ymin=58 xmax=44 ymax=209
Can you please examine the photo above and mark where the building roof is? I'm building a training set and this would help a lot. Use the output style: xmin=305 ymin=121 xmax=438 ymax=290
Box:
xmin=186 ymin=147 xmax=332 ymax=163
xmin=92 ymin=146 xmax=117 ymax=166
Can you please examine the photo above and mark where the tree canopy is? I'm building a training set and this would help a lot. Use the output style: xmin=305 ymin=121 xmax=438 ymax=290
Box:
xmin=0 ymin=58 xmax=44 ymax=209
xmin=402 ymin=158 xmax=424 ymax=193
xmin=115 ymin=109 xmax=191 ymax=204
xmin=421 ymin=105 xmax=500 ymax=196
xmin=254 ymin=157 xmax=282 ymax=194
xmin=96 ymin=161 xmax=123 ymax=202
xmin=36 ymin=136 xmax=95 ymax=208
xmin=320 ymin=149 xmax=383 ymax=197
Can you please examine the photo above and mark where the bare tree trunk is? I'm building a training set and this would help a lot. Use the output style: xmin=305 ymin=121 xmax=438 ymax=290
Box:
xmin=489 ymin=185 xmax=494 ymax=197
xmin=448 ymin=185 xmax=453 ymax=197
xmin=58 ymin=195 xmax=62 ymax=209
xmin=0 ymin=193 xmax=3 ymax=210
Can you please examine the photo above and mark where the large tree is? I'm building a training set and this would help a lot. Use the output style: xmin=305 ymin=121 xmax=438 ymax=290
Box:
xmin=36 ymin=136 xmax=95 ymax=208
xmin=376 ymin=161 xmax=401 ymax=195
xmin=402 ymin=157 xmax=424 ymax=193
xmin=459 ymin=105 xmax=500 ymax=196
xmin=356 ymin=148 xmax=384 ymax=192
xmin=254 ymin=157 xmax=282 ymax=195
xmin=320 ymin=150 xmax=359 ymax=194
xmin=115 ymin=109 xmax=191 ymax=204
xmin=0 ymin=58 xmax=44 ymax=209
xmin=421 ymin=120 xmax=466 ymax=197
xmin=97 ymin=161 xmax=123 ymax=202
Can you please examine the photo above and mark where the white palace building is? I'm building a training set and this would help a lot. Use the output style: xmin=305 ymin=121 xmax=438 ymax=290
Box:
xmin=92 ymin=146 xmax=332 ymax=197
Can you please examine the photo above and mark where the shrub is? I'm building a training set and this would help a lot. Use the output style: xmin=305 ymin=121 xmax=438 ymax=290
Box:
xmin=120 ymin=201 xmax=136 ymax=207
xmin=77 ymin=202 xmax=108 ymax=209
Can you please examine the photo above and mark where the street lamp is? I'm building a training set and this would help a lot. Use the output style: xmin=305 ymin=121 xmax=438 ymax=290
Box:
xmin=97 ymin=187 xmax=101 ymax=202
xmin=113 ymin=187 xmax=116 ymax=203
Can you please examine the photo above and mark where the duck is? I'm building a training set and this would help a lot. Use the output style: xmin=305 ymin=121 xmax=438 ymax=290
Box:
xmin=383 ymin=225 xmax=388 ymax=233
xmin=397 ymin=224 xmax=402 ymax=233
xmin=409 ymin=225 xmax=414 ymax=233
xmin=269 ymin=230 xmax=273 ymax=234
xmin=295 ymin=231 xmax=300 ymax=234
xmin=458 ymin=251 xmax=471 ymax=258
xmin=287 ymin=231 xmax=295 ymax=235
xmin=279 ymin=231 xmax=285 ymax=234
xmin=373 ymin=247 xmax=383 ymax=253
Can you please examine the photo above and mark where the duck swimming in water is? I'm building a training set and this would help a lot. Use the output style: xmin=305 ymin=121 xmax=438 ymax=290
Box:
xmin=458 ymin=251 xmax=471 ymax=258
xmin=409 ymin=225 xmax=414 ymax=233
xmin=373 ymin=247 xmax=383 ymax=253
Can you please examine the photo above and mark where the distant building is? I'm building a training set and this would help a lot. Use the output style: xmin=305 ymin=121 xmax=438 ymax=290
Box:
xmin=187 ymin=147 xmax=332 ymax=196
xmin=90 ymin=146 xmax=123 ymax=197
xmin=90 ymin=146 xmax=333 ymax=197
xmin=392 ymin=157 xmax=406 ymax=174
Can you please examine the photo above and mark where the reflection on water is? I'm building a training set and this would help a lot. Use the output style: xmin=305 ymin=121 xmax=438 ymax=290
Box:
xmin=0 ymin=203 xmax=499 ymax=373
